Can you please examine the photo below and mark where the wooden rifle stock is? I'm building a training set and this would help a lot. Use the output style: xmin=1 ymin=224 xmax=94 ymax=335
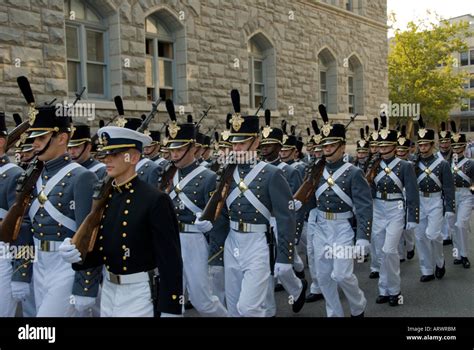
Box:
xmin=158 ymin=162 xmax=178 ymax=192
xmin=365 ymin=153 xmax=382 ymax=184
xmin=6 ymin=121 xmax=30 ymax=152
xmin=71 ymin=176 xmax=113 ymax=261
xmin=200 ymin=163 xmax=236 ymax=223
xmin=0 ymin=157 xmax=44 ymax=243
xmin=293 ymin=157 xmax=326 ymax=203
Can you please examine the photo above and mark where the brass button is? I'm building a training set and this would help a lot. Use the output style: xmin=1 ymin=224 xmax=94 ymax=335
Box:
xmin=123 ymin=266 xmax=127 ymax=271
xmin=86 ymin=271 xmax=91 ymax=276
xmin=122 ymin=233 xmax=127 ymax=238
xmin=103 ymin=256 xmax=107 ymax=261
xmin=99 ymin=236 xmax=103 ymax=240
xmin=122 ymin=221 xmax=127 ymax=226
xmin=124 ymin=210 xmax=129 ymax=215
xmin=126 ymin=199 xmax=131 ymax=204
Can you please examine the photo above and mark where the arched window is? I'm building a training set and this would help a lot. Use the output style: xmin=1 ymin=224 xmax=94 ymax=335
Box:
xmin=145 ymin=10 xmax=186 ymax=103
xmin=348 ymin=55 xmax=364 ymax=114
xmin=65 ymin=0 xmax=108 ymax=98
xmin=318 ymin=48 xmax=337 ymax=114
xmin=248 ymin=33 xmax=276 ymax=110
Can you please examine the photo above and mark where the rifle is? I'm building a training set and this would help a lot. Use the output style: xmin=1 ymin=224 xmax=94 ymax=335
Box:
xmin=200 ymin=160 xmax=236 ymax=222
xmin=73 ymin=86 xmax=86 ymax=107
xmin=266 ymin=224 xmax=276 ymax=276
xmin=6 ymin=114 xmax=30 ymax=152
xmin=365 ymin=152 xmax=381 ymax=184
xmin=137 ymin=98 xmax=162 ymax=133
xmin=254 ymin=97 xmax=267 ymax=116
xmin=158 ymin=161 xmax=178 ymax=193
xmin=71 ymin=175 xmax=114 ymax=261
xmin=293 ymin=157 xmax=326 ymax=203
xmin=195 ymin=105 xmax=213 ymax=127
xmin=0 ymin=157 xmax=44 ymax=243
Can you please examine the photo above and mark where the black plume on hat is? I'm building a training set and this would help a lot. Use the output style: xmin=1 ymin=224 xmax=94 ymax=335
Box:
xmin=231 ymin=89 xmax=240 ymax=114
xmin=380 ymin=112 xmax=387 ymax=129
xmin=264 ymin=109 xmax=271 ymax=126
xmin=17 ymin=76 xmax=35 ymax=105
xmin=290 ymin=125 xmax=296 ymax=136
xmin=450 ymin=120 xmax=457 ymax=134
xmin=225 ymin=113 xmax=232 ymax=129
xmin=319 ymin=104 xmax=329 ymax=124
xmin=99 ymin=119 xmax=105 ymax=128
xmin=306 ymin=127 xmax=311 ymax=136
xmin=166 ymin=99 xmax=177 ymax=122
xmin=365 ymin=125 xmax=370 ymax=138
xmin=281 ymin=120 xmax=287 ymax=134
xmin=187 ymin=114 xmax=193 ymax=123
xmin=400 ymin=125 xmax=407 ymax=137
xmin=312 ymin=120 xmax=320 ymax=134
xmin=13 ymin=113 xmax=22 ymax=126
xmin=114 ymin=96 xmax=124 ymax=116
xmin=418 ymin=115 xmax=425 ymax=129
xmin=360 ymin=128 xmax=365 ymax=140
xmin=373 ymin=118 xmax=379 ymax=131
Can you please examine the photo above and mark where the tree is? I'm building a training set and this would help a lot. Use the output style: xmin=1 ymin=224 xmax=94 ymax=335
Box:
xmin=388 ymin=13 xmax=473 ymax=132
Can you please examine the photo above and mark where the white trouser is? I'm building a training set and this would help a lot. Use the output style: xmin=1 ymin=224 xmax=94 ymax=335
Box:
xmin=370 ymin=209 xmax=382 ymax=273
xmin=33 ymin=242 xmax=76 ymax=317
xmin=180 ymin=232 xmax=227 ymax=317
xmin=76 ymin=286 xmax=101 ymax=317
xmin=224 ymin=229 xmax=272 ymax=317
xmin=398 ymin=229 xmax=415 ymax=260
xmin=415 ymin=197 xmax=445 ymax=275
xmin=100 ymin=278 xmax=153 ymax=317
xmin=372 ymin=200 xmax=405 ymax=296
xmin=209 ymin=265 xmax=226 ymax=306
xmin=313 ymin=213 xmax=366 ymax=317
xmin=270 ymin=217 xmax=303 ymax=299
xmin=306 ymin=209 xmax=322 ymax=294
xmin=441 ymin=216 xmax=451 ymax=240
xmin=0 ymin=242 xmax=16 ymax=317
xmin=453 ymin=189 xmax=473 ymax=258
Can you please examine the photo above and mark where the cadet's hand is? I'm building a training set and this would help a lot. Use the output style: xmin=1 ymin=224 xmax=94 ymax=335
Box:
xmin=72 ymin=295 xmax=96 ymax=312
xmin=355 ymin=239 xmax=370 ymax=259
xmin=11 ymin=282 xmax=30 ymax=302
xmin=294 ymin=200 xmax=303 ymax=211
xmin=194 ymin=212 xmax=213 ymax=233
xmin=59 ymin=238 xmax=82 ymax=264
xmin=405 ymin=222 xmax=418 ymax=230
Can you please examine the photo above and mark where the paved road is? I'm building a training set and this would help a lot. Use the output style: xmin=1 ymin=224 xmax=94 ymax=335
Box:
xmin=187 ymin=215 xmax=474 ymax=317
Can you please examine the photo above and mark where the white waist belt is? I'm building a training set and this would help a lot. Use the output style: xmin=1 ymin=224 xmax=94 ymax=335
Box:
xmin=178 ymin=222 xmax=201 ymax=233
xmin=375 ymin=191 xmax=404 ymax=200
xmin=106 ymin=270 xmax=152 ymax=285
xmin=419 ymin=191 xmax=442 ymax=198
xmin=34 ymin=238 xmax=62 ymax=252
xmin=317 ymin=210 xmax=353 ymax=220
xmin=230 ymin=221 xmax=267 ymax=233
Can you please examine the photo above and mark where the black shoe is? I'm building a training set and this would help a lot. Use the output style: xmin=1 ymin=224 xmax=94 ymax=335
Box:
xmin=443 ymin=239 xmax=452 ymax=246
xmin=376 ymin=295 xmax=390 ymax=304
xmin=400 ymin=259 xmax=406 ymax=263
xmin=274 ymin=283 xmax=284 ymax=292
xmin=407 ymin=249 xmax=415 ymax=260
xmin=294 ymin=269 xmax=305 ymax=280
xmin=420 ymin=274 xmax=435 ymax=282
xmin=435 ymin=262 xmax=446 ymax=279
xmin=369 ymin=271 xmax=379 ymax=279
xmin=305 ymin=293 xmax=324 ymax=303
xmin=389 ymin=294 xmax=401 ymax=307
xmin=184 ymin=300 xmax=194 ymax=310
xmin=292 ymin=279 xmax=308 ymax=313
xmin=351 ymin=311 xmax=364 ymax=318
xmin=454 ymin=258 xmax=463 ymax=265
xmin=462 ymin=257 xmax=471 ymax=269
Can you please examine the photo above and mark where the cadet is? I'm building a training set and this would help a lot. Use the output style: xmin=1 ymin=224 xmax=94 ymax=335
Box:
xmin=414 ymin=117 xmax=455 ymax=282
xmin=369 ymin=117 xmax=419 ymax=307
xmin=353 ymin=128 xmax=370 ymax=172
xmin=164 ymin=100 xmax=228 ymax=317
xmin=437 ymin=122 xmax=453 ymax=246
xmin=208 ymin=90 xmax=301 ymax=317
xmin=11 ymin=101 xmax=98 ymax=317
xmin=449 ymin=124 xmax=472 ymax=269
xmin=280 ymin=123 xmax=306 ymax=179
xmin=0 ymin=112 xmax=25 ymax=317
xmin=68 ymin=122 xmax=106 ymax=179
xmin=60 ymin=126 xmax=183 ymax=317
xmin=307 ymin=107 xmax=372 ymax=317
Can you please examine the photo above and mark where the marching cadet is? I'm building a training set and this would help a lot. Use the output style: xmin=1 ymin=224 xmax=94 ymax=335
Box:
xmin=307 ymin=106 xmax=372 ymax=317
xmin=369 ymin=116 xmax=419 ymax=307
xmin=437 ymin=122 xmax=453 ymax=246
xmin=68 ymin=122 xmax=106 ymax=179
xmin=201 ymin=90 xmax=304 ymax=317
xmin=303 ymin=128 xmax=315 ymax=165
xmin=280 ymin=123 xmax=306 ymax=179
xmin=60 ymin=126 xmax=183 ymax=317
xmin=353 ymin=128 xmax=370 ymax=172
xmin=449 ymin=123 xmax=472 ymax=269
xmin=0 ymin=112 xmax=26 ymax=317
xmin=396 ymin=126 xmax=416 ymax=262
xmin=11 ymin=99 xmax=98 ymax=317
xmin=259 ymin=110 xmax=307 ymax=313
xmin=414 ymin=117 xmax=455 ymax=282
xmin=163 ymin=100 xmax=228 ymax=317
xmin=143 ymin=130 xmax=166 ymax=165
xmin=16 ymin=141 xmax=35 ymax=170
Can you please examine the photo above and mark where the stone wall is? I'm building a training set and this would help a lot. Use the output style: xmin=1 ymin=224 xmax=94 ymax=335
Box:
xmin=0 ymin=0 xmax=388 ymax=146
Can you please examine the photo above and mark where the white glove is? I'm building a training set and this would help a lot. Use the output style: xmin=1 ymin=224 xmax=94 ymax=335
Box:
xmin=161 ymin=313 xmax=183 ymax=317
xmin=71 ymin=295 xmax=96 ymax=312
xmin=58 ymin=238 xmax=82 ymax=264
xmin=294 ymin=200 xmax=303 ymax=211
xmin=11 ymin=281 xmax=30 ymax=302
xmin=274 ymin=262 xmax=293 ymax=276
xmin=406 ymin=222 xmax=418 ymax=230
xmin=444 ymin=212 xmax=456 ymax=226
xmin=355 ymin=239 xmax=370 ymax=259
xmin=194 ymin=212 xmax=213 ymax=233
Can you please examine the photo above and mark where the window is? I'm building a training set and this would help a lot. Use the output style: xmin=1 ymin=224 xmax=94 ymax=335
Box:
xmin=461 ymin=51 xmax=469 ymax=66
xmin=348 ymin=75 xmax=355 ymax=114
xmin=461 ymin=98 xmax=470 ymax=112
xmin=346 ymin=0 xmax=353 ymax=11
xmin=65 ymin=0 xmax=107 ymax=98
xmin=248 ymin=33 xmax=277 ymax=110
xmin=470 ymin=75 xmax=474 ymax=89
xmin=145 ymin=17 xmax=175 ymax=101
xmin=471 ymin=50 xmax=474 ymax=65
xmin=460 ymin=118 xmax=469 ymax=132
xmin=320 ymin=71 xmax=328 ymax=107
xmin=318 ymin=48 xmax=337 ymax=113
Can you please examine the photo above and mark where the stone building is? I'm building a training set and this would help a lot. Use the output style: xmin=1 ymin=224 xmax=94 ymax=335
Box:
xmin=0 ymin=0 xmax=388 ymax=145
